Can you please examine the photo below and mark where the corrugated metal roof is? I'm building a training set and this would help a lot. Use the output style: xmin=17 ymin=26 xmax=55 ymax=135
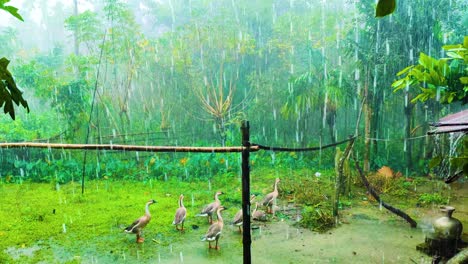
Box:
xmin=428 ymin=109 xmax=468 ymax=134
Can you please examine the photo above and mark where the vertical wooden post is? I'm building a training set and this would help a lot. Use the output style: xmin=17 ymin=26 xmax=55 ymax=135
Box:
xmin=333 ymin=136 xmax=356 ymax=224
xmin=241 ymin=121 xmax=251 ymax=264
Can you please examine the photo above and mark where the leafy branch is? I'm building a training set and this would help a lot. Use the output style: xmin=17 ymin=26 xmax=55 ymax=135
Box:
xmin=0 ymin=58 xmax=30 ymax=119
xmin=0 ymin=0 xmax=24 ymax=21
xmin=0 ymin=0 xmax=29 ymax=120
xmin=392 ymin=37 xmax=468 ymax=105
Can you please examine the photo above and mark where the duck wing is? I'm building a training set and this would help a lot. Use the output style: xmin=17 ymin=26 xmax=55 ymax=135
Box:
xmin=198 ymin=202 xmax=217 ymax=216
xmin=253 ymin=210 xmax=267 ymax=221
xmin=202 ymin=222 xmax=223 ymax=241
xmin=262 ymin=192 xmax=274 ymax=206
xmin=231 ymin=209 xmax=243 ymax=225
xmin=173 ymin=207 xmax=187 ymax=225
xmin=124 ymin=217 xmax=142 ymax=233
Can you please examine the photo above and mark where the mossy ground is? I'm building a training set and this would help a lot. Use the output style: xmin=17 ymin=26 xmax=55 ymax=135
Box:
xmin=0 ymin=167 xmax=462 ymax=263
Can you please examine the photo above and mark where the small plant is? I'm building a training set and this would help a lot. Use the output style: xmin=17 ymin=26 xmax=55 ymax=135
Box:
xmin=417 ymin=193 xmax=447 ymax=206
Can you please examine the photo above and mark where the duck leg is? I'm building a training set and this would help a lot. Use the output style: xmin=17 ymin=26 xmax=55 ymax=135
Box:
xmin=136 ymin=230 xmax=145 ymax=243
xmin=215 ymin=239 xmax=220 ymax=250
xmin=267 ymin=205 xmax=273 ymax=214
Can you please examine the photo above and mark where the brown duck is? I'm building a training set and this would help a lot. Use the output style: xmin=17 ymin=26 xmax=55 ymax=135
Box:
xmin=262 ymin=178 xmax=280 ymax=214
xmin=124 ymin=199 xmax=157 ymax=243
xmin=201 ymin=206 xmax=226 ymax=250
xmin=197 ymin=191 xmax=223 ymax=224
xmin=173 ymin=194 xmax=187 ymax=231
xmin=252 ymin=202 xmax=267 ymax=221
xmin=232 ymin=194 xmax=256 ymax=233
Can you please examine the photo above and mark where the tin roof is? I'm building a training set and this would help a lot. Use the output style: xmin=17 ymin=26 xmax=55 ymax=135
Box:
xmin=428 ymin=109 xmax=468 ymax=135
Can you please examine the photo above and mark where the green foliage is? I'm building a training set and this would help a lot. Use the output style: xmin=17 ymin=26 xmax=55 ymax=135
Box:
xmin=52 ymin=80 xmax=91 ymax=138
xmin=0 ymin=58 xmax=29 ymax=119
xmin=450 ymin=137 xmax=468 ymax=176
xmin=0 ymin=1 xmax=28 ymax=120
xmin=64 ymin=10 xmax=102 ymax=45
xmin=14 ymin=59 xmax=58 ymax=100
xmin=392 ymin=37 xmax=468 ymax=105
xmin=0 ymin=0 xmax=24 ymax=21
xmin=298 ymin=205 xmax=335 ymax=233
xmin=375 ymin=0 xmax=396 ymax=18
xmin=417 ymin=193 xmax=448 ymax=206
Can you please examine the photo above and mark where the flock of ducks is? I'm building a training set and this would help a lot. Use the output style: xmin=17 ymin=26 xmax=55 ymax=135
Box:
xmin=124 ymin=178 xmax=280 ymax=250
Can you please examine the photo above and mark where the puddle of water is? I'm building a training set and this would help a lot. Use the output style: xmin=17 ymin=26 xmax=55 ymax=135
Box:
xmin=5 ymin=245 xmax=41 ymax=260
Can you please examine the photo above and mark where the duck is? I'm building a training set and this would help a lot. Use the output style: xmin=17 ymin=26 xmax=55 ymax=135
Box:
xmin=197 ymin=191 xmax=223 ymax=224
xmin=252 ymin=202 xmax=267 ymax=222
xmin=201 ymin=206 xmax=226 ymax=250
xmin=124 ymin=199 xmax=157 ymax=243
xmin=173 ymin=194 xmax=187 ymax=231
xmin=232 ymin=194 xmax=256 ymax=233
xmin=262 ymin=178 xmax=280 ymax=214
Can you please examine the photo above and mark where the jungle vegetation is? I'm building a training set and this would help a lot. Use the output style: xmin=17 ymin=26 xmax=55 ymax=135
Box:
xmin=0 ymin=0 xmax=466 ymax=183
xmin=0 ymin=1 xmax=466 ymax=262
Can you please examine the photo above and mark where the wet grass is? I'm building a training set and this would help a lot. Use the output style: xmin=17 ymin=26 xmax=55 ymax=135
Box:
xmin=0 ymin=167 xmax=289 ymax=263
xmin=0 ymin=167 xmax=461 ymax=263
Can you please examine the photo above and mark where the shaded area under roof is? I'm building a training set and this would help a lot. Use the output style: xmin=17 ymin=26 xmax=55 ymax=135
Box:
xmin=428 ymin=109 xmax=468 ymax=135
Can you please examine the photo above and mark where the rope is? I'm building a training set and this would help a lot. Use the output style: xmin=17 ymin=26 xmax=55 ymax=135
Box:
xmin=252 ymin=135 xmax=356 ymax=152
xmin=365 ymin=134 xmax=428 ymax=142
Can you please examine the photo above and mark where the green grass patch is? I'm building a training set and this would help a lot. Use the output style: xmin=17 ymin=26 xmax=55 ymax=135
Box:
xmin=0 ymin=167 xmax=448 ymax=262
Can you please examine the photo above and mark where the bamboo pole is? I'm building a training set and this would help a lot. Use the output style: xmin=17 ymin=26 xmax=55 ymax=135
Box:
xmin=0 ymin=142 xmax=260 ymax=153
xmin=241 ymin=121 xmax=252 ymax=264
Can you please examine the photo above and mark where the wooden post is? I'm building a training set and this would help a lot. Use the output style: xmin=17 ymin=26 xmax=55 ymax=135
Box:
xmin=241 ymin=121 xmax=251 ymax=264
xmin=333 ymin=136 xmax=356 ymax=223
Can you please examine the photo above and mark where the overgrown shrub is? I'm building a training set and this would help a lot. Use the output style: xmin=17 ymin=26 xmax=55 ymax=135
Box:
xmin=298 ymin=204 xmax=335 ymax=232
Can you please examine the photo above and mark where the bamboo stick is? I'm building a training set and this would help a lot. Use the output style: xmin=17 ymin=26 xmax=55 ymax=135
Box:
xmin=0 ymin=142 xmax=260 ymax=153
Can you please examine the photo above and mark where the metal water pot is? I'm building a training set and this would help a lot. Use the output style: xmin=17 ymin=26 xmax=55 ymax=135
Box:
xmin=433 ymin=206 xmax=463 ymax=240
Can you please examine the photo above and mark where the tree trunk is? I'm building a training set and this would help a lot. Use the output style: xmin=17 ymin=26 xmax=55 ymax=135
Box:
xmin=371 ymin=89 xmax=382 ymax=163
xmin=363 ymin=68 xmax=371 ymax=174
xmin=404 ymin=92 xmax=414 ymax=172
xmin=353 ymin=155 xmax=417 ymax=228
xmin=73 ymin=0 xmax=79 ymax=56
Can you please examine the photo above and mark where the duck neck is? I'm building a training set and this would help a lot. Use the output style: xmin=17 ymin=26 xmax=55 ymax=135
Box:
xmin=179 ymin=197 xmax=184 ymax=208
xmin=274 ymin=181 xmax=278 ymax=193
xmin=217 ymin=209 xmax=224 ymax=223
xmin=145 ymin=202 xmax=151 ymax=216
xmin=214 ymin=193 xmax=220 ymax=202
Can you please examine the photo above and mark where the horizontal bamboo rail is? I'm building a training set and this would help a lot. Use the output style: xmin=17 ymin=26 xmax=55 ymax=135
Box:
xmin=0 ymin=142 xmax=260 ymax=153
